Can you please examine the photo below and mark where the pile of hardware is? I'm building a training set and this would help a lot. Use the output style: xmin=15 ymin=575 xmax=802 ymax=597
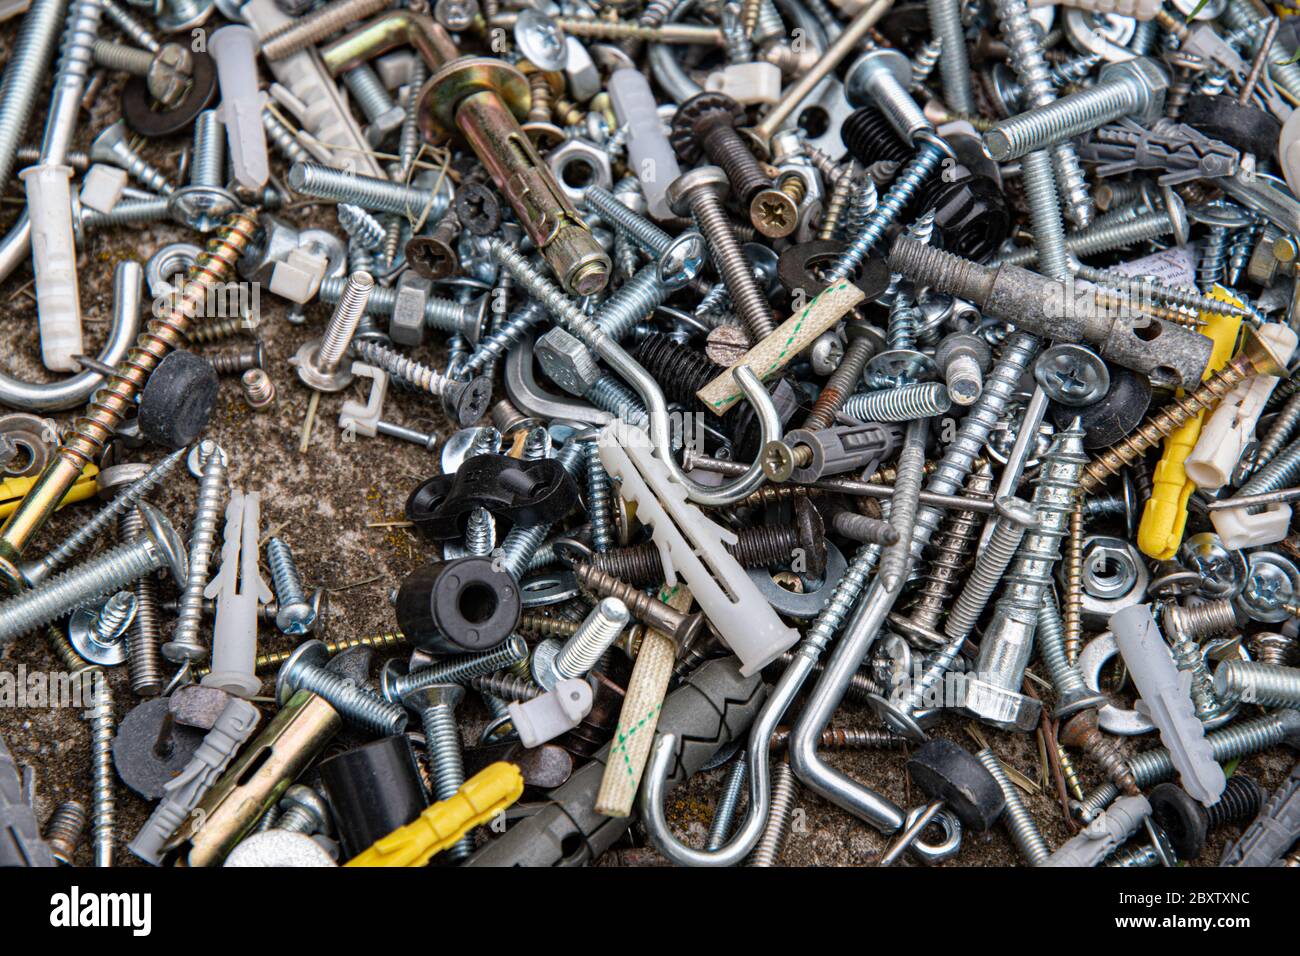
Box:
xmin=3 ymin=0 xmax=1300 ymax=869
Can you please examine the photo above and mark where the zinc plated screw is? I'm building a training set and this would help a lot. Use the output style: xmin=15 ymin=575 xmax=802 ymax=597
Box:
xmin=277 ymin=639 xmax=408 ymax=737
xmin=1037 ymin=595 xmax=1104 ymax=718
xmin=98 ymin=0 xmax=158 ymax=51
xmin=977 ymin=748 xmax=1050 ymax=865
xmin=707 ymin=755 xmax=749 ymax=850
xmin=116 ymin=505 xmax=164 ymax=697
xmin=266 ymin=537 xmax=316 ymax=635
xmin=1214 ymin=660 xmax=1300 ymax=708
xmin=1075 ymin=711 xmax=1300 ymax=823
xmin=317 ymin=274 xmax=485 ymax=342
xmin=164 ymin=441 xmax=227 ymax=663
xmin=288 ymin=162 xmax=445 ymax=219
xmin=984 ymin=57 xmax=1169 ymax=162
xmin=801 ymin=321 xmax=881 ymax=431
xmin=496 ymin=441 xmax=588 ymax=580
xmin=260 ymin=0 xmax=390 ymax=60
xmin=85 ymin=675 xmax=114 ymax=867
xmin=343 ymin=63 xmax=405 ymax=147
xmin=0 ymin=0 xmax=69 ymax=189
xmin=293 ymin=270 xmax=374 ymax=392
xmin=996 ymin=205 xmax=1189 ymax=268
xmin=274 ymin=785 xmax=331 ymax=835
xmin=926 ymin=0 xmax=974 ymax=114
xmin=18 ymin=447 xmax=186 ymax=587
xmin=170 ymin=110 xmax=239 ymax=232
xmin=469 ymin=670 xmax=541 ymax=702
xmin=89 ymin=120 xmax=176 ymax=195
xmin=532 ymin=597 xmax=631 ymax=691
xmin=0 ymin=504 xmax=185 ymax=649
xmin=401 ymin=683 xmax=472 ymax=861
xmin=840 ymin=382 xmax=953 ymax=422
xmin=381 ymin=635 xmax=529 ymax=701
xmin=585 ymin=444 xmax=616 ymax=553
xmin=349 ymin=338 xmax=491 ymax=426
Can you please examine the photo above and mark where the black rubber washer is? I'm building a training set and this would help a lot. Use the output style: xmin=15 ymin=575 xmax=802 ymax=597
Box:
xmin=121 ymin=48 xmax=218 ymax=138
xmin=1149 ymin=782 xmax=1208 ymax=861
xmin=395 ymin=556 xmax=522 ymax=654
xmin=1181 ymin=94 xmax=1282 ymax=162
xmin=112 ymin=698 xmax=206 ymax=800
xmin=137 ymin=349 xmax=220 ymax=449
xmin=1049 ymin=365 xmax=1152 ymax=450
xmin=906 ymin=738 xmax=1006 ymax=831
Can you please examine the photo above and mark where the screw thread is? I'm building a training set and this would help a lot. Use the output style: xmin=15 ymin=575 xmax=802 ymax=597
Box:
xmin=584 ymin=185 xmax=673 ymax=256
xmin=748 ymin=761 xmax=796 ymax=866
xmin=689 ymin=189 xmax=776 ymax=341
xmin=1214 ymin=660 xmax=1300 ymax=707
xmin=555 ymin=598 xmax=630 ymax=678
xmin=289 ymin=162 xmax=436 ymax=217
xmin=317 ymin=271 xmax=373 ymax=373
xmin=343 ymin=63 xmax=395 ymax=122
xmin=1204 ymin=774 xmax=1265 ymax=828
xmin=463 ymin=301 xmax=547 ymax=376
xmin=266 ymin=537 xmax=307 ymax=608
xmin=392 ymin=635 xmax=530 ymax=698
xmin=706 ymin=754 xmax=748 ymax=850
xmin=1036 ymin=596 xmax=1092 ymax=702
xmin=168 ymin=444 xmax=227 ymax=661
xmin=290 ymin=663 xmax=407 ymax=736
xmin=978 ymin=748 xmax=1050 ymax=864
xmin=85 ymin=677 xmax=114 ymax=867
xmin=260 ymin=0 xmax=390 ymax=59
xmin=469 ymin=670 xmax=541 ymax=701
xmin=841 ymin=382 xmax=952 ymax=422
xmin=945 ymin=502 xmax=1034 ymax=643
xmin=585 ymin=446 xmax=616 ymax=553
xmin=43 ymin=800 xmax=87 ymax=864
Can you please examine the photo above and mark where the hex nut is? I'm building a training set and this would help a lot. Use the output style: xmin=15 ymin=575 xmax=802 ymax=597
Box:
xmin=547 ymin=137 xmax=613 ymax=205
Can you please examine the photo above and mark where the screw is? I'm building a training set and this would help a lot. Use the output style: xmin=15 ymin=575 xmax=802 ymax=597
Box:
xmin=802 ymin=321 xmax=882 ymax=431
xmin=293 ymin=270 xmax=373 ymax=392
xmin=0 ymin=210 xmax=257 ymax=589
xmin=496 ymin=441 xmax=587 ymax=580
xmin=926 ymin=0 xmax=974 ymax=114
xmin=164 ymin=441 xmax=228 ymax=663
xmin=748 ymin=760 xmax=797 ymax=866
xmin=241 ymin=368 xmax=277 ymax=411
xmin=381 ymin=635 xmax=529 ymax=701
xmin=274 ymin=785 xmax=331 ymax=835
xmin=88 ymin=120 xmax=176 ymax=195
xmin=266 ymin=537 xmax=316 ymax=635
xmin=0 ymin=503 xmax=185 ymax=648
xmin=571 ymin=559 xmax=705 ymax=648
xmin=81 ymin=672 xmax=115 ymax=868
xmin=532 ymin=597 xmax=630 ymax=690
xmin=0 ymin=0 xmax=72 ymax=189
xmin=114 ymin=501 xmax=164 ymax=696
xmin=170 ymin=110 xmax=239 ymax=232
xmin=934 ymin=333 xmax=990 ymax=407
xmin=1213 ymin=660 xmax=1300 ymax=708
xmin=977 ymin=748 xmax=1050 ymax=865
xmin=585 ymin=444 xmax=616 ymax=554
xmin=343 ymin=63 xmax=405 ymax=147
xmin=317 ymin=274 xmax=484 ymax=341
xmin=206 ymin=341 xmax=265 ymax=375
xmin=276 ymin=639 xmax=408 ymax=736
xmin=400 ymin=682 xmax=472 ymax=860
xmin=840 ymin=382 xmax=953 ymax=422
xmin=349 ymin=338 xmax=491 ymax=426
xmin=260 ymin=0 xmax=391 ymax=60
xmin=42 ymin=800 xmax=87 ymax=865
xmin=984 ymin=57 xmax=1168 ymax=162
xmin=469 ymin=670 xmax=541 ymax=701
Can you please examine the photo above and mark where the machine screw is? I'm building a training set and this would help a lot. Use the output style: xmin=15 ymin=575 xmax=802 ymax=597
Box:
xmin=1214 ymin=660 xmax=1300 ymax=708
xmin=293 ymin=270 xmax=374 ymax=392
xmin=42 ymin=800 xmax=87 ymax=865
xmin=206 ymin=342 xmax=265 ymax=375
xmin=0 ymin=504 xmax=185 ymax=649
xmin=260 ymin=0 xmax=390 ymax=60
xmin=381 ymin=635 xmax=529 ymax=701
xmin=170 ymin=110 xmax=239 ymax=232
xmin=273 ymin=785 xmax=331 ymax=835
xmin=277 ymin=639 xmax=408 ymax=736
xmin=532 ymin=597 xmax=630 ymax=690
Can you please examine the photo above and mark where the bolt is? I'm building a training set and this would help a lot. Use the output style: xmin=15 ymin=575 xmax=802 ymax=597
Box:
xmin=1214 ymin=660 xmax=1300 ymax=708
xmin=977 ymin=748 xmax=1050 ymax=865
xmin=293 ymin=270 xmax=373 ymax=392
xmin=934 ymin=333 xmax=990 ymax=407
xmin=0 ymin=503 xmax=185 ymax=649
xmin=984 ymin=57 xmax=1168 ymax=162
xmin=277 ymin=639 xmax=407 ymax=736
xmin=343 ymin=63 xmax=405 ymax=147
xmin=532 ymin=597 xmax=630 ymax=690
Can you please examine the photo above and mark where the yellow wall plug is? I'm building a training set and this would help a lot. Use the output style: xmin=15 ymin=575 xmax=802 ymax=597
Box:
xmin=1136 ymin=289 xmax=1243 ymax=560
xmin=0 ymin=464 xmax=98 ymax=519
xmin=345 ymin=762 xmax=524 ymax=867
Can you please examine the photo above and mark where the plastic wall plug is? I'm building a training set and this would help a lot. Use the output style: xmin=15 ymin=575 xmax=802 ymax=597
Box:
xmin=21 ymin=163 xmax=83 ymax=371
xmin=201 ymin=490 xmax=272 ymax=698
xmin=210 ymin=26 xmax=270 ymax=190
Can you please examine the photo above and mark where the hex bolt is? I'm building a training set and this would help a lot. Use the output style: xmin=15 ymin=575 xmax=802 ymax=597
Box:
xmin=381 ymin=635 xmax=530 ymax=701
xmin=0 ymin=503 xmax=185 ymax=649
xmin=89 ymin=120 xmax=176 ymax=195
xmin=42 ymin=800 xmax=87 ymax=865
xmin=293 ymin=270 xmax=373 ymax=392
xmin=984 ymin=57 xmax=1168 ymax=162
xmin=1213 ymin=660 xmax=1300 ymax=708
xmin=401 ymin=683 xmax=472 ymax=860
xmin=343 ymin=63 xmax=405 ymax=146
xmin=266 ymin=537 xmax=316 ymax=635
xmin=571 ymin=559 xmax=705 ymax=648
xmin=667 ymin=167 xmax=776 ymax=342
xmin=349 ymin=338 xmax=491 ymax=427
xmin=277 ymin=639 xmax=408 ymax=737
xmin=532 ymin=597 xmax=630 ymax=690
xmin=164 ymin=441 xmax=228 ymax=663
xmin=273 ymin=785 xmax=331 ymax=835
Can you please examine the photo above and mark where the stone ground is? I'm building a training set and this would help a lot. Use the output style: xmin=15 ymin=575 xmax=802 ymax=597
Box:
xmin=0 ymin=23 xmax=1289 ymax=869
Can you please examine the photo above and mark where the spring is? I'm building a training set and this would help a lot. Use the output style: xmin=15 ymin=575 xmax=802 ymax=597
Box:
xmin=841 ymin=382 xmax=952 ymax=422
xmin=840 ymin=106 xmax=912 ymax=166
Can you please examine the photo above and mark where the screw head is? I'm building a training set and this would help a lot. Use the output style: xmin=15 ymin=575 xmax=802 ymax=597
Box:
xmin=278 ymin=784 xmax=333 ymax=834
xmin=658 ymin=232 xmax=706 ymax=290
xmin=761 ymin=440 xmax=796 ymax=483
xmin=514 ymin=9 xmax=568 ymax=71
xmin=291 ymin=338 xmax=355 ymax=393
xmin=169 ymin=184 xmax=240 ymax=232
xmin=275 ymin=639 xmax=330 ymax=706
xmin=148 ymin=43 xmax=195 ymax=108
xmin=844 ymin=50 xmax=914 ymax=109
xmin=400 ymin=681 xmax=463 ymax=715
xmin=67 ymin=595 xmax=136 ymax=666
xmin=666 ymin=167 xmax=730 ymax=218
xmin=530 ymin=638 xmax=563 ymax=692
xmin=276 ymin=599 xmax=317 ymax=636
xmin=89 ymin=120 xmax=130 ymax=164
xmin=442 ymin=375 xmax=493 ymax=427
xmin=750 ymin=188 xmax=799 ymax=239
xmin=138 ymin=502 xmax=188 ymax=583
xmin=1034 ymin=344 xmax=1110 ymax=406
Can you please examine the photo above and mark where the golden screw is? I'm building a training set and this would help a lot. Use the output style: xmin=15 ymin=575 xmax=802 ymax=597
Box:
xmin=1062 ymin=503 xmax=1086 ymax=664
xmin=1079 ymin=325 xmax=1287 ymax=495
xmin=0 ymin=209 xmax=260 ymax=591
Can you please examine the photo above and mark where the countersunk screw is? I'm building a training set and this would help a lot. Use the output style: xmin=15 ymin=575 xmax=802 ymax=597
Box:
xmin=89 ymin=119 xmax=176 ymax=195
xmin=276 ymin=639 xmax=408 ymax=736
xmin=400 ymin=682 xmax=472 ymax=861
xmin=0 ymin=504 xmax=185 ymax=649
xmin=266 ymin=537 xmax=316 ymax=635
